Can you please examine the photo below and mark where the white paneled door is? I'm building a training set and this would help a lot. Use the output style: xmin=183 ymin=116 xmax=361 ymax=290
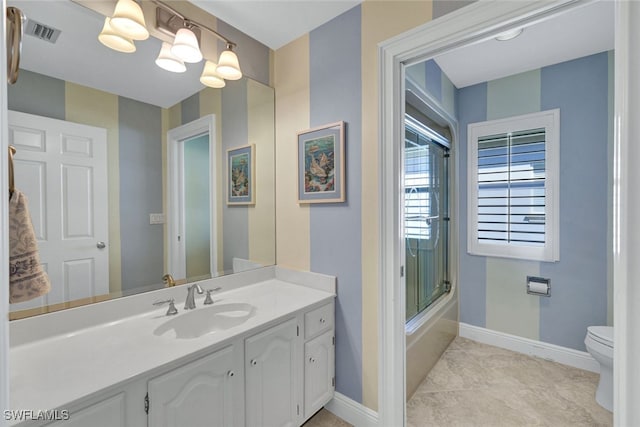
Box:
xmin=8 ymin=110 xmax=109 ymax=310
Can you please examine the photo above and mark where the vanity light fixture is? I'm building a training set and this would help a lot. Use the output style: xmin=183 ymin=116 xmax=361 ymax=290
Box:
xmin=216 ymin=43 xmax=242 ymax=81
xmin=495 ymin=28 xmax=524 ymax=41
xmin=171 ymin=27 xmax=203 ymax=63
xmin=200 ymin=61 xmax=226 ymax=88
xmin=109 ymin=0 xmax=149 ymax=41
xmin=98 ymin=17 xmax=136 ymax=53
xmin=155 ymin=42 xmax=186 ymax=73
xmin=98 ymin=0 xmax=242 ymax=85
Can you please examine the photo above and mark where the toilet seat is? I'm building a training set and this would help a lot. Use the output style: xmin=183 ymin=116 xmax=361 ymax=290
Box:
xmin=587 ymin=326 xmax=613 ymax=348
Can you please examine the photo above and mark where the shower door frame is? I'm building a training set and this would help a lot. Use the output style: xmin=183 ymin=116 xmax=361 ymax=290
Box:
xmin=403 ymin=115 xmax=451 ymax=323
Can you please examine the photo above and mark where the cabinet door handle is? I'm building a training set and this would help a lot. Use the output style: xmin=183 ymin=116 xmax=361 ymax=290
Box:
xmin=309 ymin=357 xmax=316 ymax=363
xmin=227 ymin=370 xmax=235 ymax=377
xmin=319 ymin=318 xmax=326 ymax=324
xmin=250 ymin=359 xmax=258 ymax=366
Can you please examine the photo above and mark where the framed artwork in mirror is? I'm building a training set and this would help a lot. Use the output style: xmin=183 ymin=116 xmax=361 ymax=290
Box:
xmin=227 ymin=144 xmax=255 ymax=205
xmin=297 ymin=121 xmax=345 ymax=203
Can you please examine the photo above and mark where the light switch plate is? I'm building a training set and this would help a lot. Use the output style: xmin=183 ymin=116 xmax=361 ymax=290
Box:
xmin=149 ymin=213 xmax=165 ymax=225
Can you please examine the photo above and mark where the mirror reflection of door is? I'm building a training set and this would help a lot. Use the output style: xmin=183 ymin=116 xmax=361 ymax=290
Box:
xmin=182 ymin=133 xmax=211 ymax=280
xmin=8 ymin=110 xmax=109 ymax=310
xmin=167 ymin=115 xmax=217 ymax=283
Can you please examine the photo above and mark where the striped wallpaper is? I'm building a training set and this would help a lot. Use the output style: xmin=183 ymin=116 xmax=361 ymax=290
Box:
xmin=8 ymin=69 xmax=275 ymax=295
xmin=275 ymin=0 xmax=613 ymax=409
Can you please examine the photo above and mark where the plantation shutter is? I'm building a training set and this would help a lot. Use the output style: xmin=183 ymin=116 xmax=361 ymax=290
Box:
xmin=476 ymin=128 xmax=546 ymax=246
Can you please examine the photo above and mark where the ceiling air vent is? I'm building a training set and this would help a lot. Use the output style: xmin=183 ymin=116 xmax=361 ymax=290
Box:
xmin=25 ymin=19 xmax=61 ymax=44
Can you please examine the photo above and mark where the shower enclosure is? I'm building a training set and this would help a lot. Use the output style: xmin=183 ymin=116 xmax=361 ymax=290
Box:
xmin=404 ymin=116 xmax=450 ymax=321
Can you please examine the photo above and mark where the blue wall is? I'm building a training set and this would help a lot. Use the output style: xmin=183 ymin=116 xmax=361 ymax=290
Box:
xmin=118 ymin=97 xmax=164 ymax=291
xmin=221 ymin=80 xmax=250 ymax=272
xmin=539 ymin=54 xmax=609 ymax=349
xmin=458 ymin=82 xmax=488 ymax=328
xmin=457 ymin=52 xmax=611 ymax=350
xmin=309 ymin=5 xmax=363 ymax=402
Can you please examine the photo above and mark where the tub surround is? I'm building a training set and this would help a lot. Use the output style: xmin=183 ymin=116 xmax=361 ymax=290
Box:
xmin=9 ymin=266 xmax=335 ymax=423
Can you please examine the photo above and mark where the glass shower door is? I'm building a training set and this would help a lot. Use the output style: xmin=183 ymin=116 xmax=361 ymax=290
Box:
xmin=405 ymin=119 xmax=450 ymax=322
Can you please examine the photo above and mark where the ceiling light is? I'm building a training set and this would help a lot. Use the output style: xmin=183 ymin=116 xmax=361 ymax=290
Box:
xmin=216 ymin=44 xmax=242 ymax=80
xmin=200 ymin=61 xmax=226 ymax=88
xmin=110 ymin=0 xmax=149 ymax=41
xmin=495 ymin=28 xmax=524 ymax=41
xmin=171 ymin=27 xmax=203 ymax=63
xmin=98 ymin=17 xmax=136 ymax=53
xmin=155 ymin=42 xmax=186 ymax=73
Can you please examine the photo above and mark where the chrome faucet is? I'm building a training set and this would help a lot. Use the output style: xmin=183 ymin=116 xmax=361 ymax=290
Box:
xmin=184 ymin=283 xmax=204 ymax=310
xmin=153 ymin=298 xmax=178 ymax=316
xmin=204 ymin=287 xmax=222 ymax=305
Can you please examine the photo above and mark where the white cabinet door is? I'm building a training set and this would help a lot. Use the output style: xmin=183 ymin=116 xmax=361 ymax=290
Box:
xmin=148 ymin=345 xmax=242 ymax=427
xmin=44 ymin=393 xmax=126 ymax=427
xmin=245 ymin=318 xmax=300 ymax=427
xmin=304 ymin=330 xmax=335 ymax=419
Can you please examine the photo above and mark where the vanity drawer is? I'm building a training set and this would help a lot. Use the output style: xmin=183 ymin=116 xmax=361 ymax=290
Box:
xmin=305 ymin=302 xmax=334 ymax=339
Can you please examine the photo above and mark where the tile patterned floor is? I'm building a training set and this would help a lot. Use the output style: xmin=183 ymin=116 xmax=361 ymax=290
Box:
xmin=308 ymin=337 xmax=612 ymax=426
xmin=303 ymin=408 xmax=353 ymax=427
xmin=407 ymin=337 xmax=613 ymax=427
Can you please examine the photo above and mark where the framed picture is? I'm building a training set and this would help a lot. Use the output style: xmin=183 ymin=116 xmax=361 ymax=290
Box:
xmin=297 ymin=121 xmax=345 ymax=203
xmin=227 ymin=144 xmax=255 ymax=205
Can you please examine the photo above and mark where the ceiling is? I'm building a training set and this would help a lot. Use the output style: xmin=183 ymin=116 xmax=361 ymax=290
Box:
xmin=10 ymin=0 xmax=614 ymax=108
xmin=12 ymin=0 xmax=206 ymax=108
xmin=433 ymin=1 xmax=614 ymax=88
xmin=191 ymin=0 xmax=362 ymax=50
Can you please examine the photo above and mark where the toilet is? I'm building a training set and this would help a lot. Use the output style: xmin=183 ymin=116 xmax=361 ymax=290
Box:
xmin=584 ymin=326 xmax=613 ymax=412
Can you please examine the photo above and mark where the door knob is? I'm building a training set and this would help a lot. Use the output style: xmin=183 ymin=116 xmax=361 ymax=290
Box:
xmin=97 ymin=241 xmax=106 ymax=249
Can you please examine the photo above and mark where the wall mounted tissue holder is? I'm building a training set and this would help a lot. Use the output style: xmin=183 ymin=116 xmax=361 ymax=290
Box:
xmin=527 ymin=276 xmax=551 ymax=297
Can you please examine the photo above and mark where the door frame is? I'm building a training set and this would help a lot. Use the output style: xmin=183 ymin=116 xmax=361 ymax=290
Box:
xmin=378 ymin=0 xmax=633 ymax=425
xmin=167 ymin=115 xmax=217 ymax=281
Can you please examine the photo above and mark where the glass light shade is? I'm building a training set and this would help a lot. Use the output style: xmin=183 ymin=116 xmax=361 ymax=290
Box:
xmin=98 ymin=17 xmax=136 ymax=53
xmin=110 ymin=0 xmax=149 ymax=41
xmin=155 ymin=42 xmax=186 ymax=73
xmin=171 ymin=28 xmax=203 ymax=63
xmin=200 ymin=61 xmax=226 ymax=88
xmin=216 ymin=49 xmax=242 ymax=80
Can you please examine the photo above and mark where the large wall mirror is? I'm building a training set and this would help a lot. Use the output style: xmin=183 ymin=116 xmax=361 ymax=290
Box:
xmin=7 ymin=0 xmax=276 ymax=319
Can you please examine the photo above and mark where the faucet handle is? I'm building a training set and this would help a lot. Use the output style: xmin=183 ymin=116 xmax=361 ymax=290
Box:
xmin=153 ymin=298 xmax=178 ymax=316
xmin=204 ymin=287 xmax=222 ymax=305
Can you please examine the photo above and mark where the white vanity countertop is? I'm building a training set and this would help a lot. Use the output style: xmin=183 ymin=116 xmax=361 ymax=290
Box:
xmin=9 ymin=277 xmax=334 ymax=418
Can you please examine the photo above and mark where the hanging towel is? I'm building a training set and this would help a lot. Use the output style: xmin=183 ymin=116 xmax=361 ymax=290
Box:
xmin=9 ymin=189 xmax=51 ymax=303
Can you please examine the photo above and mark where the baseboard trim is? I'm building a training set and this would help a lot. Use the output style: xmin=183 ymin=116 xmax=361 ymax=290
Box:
xmin=324 ymin=392 xmax=379 ymax=427
xmin=459 ymin=322 xmax=600 ymax=373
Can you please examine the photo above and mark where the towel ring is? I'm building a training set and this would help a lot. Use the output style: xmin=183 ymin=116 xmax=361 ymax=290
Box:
xmin=6 ymin=7 xmax=24 ymax=85
xmin=9 ymin=145 xmax=16 ymax=200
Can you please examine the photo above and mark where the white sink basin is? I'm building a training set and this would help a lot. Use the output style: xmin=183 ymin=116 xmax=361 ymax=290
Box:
xmin=154 ymin=302 xmax=256 ymax=339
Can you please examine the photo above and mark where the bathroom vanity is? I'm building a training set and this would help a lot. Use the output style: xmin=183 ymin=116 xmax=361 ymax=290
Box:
xmin=9 ymin=267 xmax=335 ymax=426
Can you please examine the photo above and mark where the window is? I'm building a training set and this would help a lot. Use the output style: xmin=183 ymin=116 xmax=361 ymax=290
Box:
xmin=468 ymin=109 xmax=559 ymax=262
xmin=404 ymin=115 xmax=450 ymax=321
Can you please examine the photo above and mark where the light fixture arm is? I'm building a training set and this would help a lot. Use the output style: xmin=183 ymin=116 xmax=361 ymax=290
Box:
xmin=151 ymin=0 xmax=236 ymax=48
